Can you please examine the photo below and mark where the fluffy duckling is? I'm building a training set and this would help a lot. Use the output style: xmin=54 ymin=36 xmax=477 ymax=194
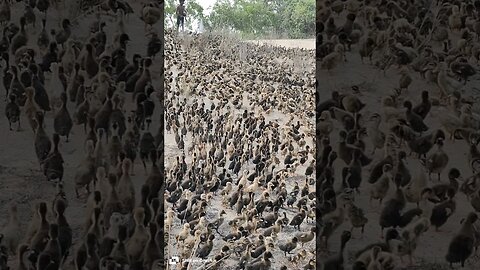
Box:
xmin=404 ymin=164 xmax=428 ymax=206
xmin=412 ymin=90 xmax=431 ymax=120
xmin=404 ymin=100 xmax=428 ymax=133
xmin=117 ymin=158 xmax=135 ymax=213
xmin=11 ymin=17 xmax=27 ymax=54
xmin=34 ymin=112 xmax=51 ymax=165
xmin=5 ymin=93 xmax=20 ymax=131
xmin=42 ymin=133 xmax=64 ymax=182
xmin=278 ymin=236 xmax=298 ymax=256
xmin=320 ymin=44 xmax=344 ymax=73
xmin=1 ymin=203 xmax=21 ymax=255
xmin=53 ymin=92 xmax=72 ymax=142
xmin=446 ymin=212 xmax=478 ymax=267
xmin=126 ymin=207 xmax=149 ymax=264
xmin=321 ymin=231 xmax=352 ymax=270
xmin=370 ymin=164 xmax=393 ymax=204
xmin=424 ymin=138 xmax=449 ymax=181
xmin=74 ymin=140 xmax=96 ymax=198
xmin=345 ymin=200 xmax=368 ymax=235
xmin=367 ymin=113 xmax=385 ymax=155
xmin=30 ymin=202 xmax=49 ymax=252
xmin=430 ymin=188 xmax=456 ymax=231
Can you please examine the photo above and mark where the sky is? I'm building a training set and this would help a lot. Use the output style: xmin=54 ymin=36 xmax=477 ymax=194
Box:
xmin=195 ymin=0 xmax=217 ymax=15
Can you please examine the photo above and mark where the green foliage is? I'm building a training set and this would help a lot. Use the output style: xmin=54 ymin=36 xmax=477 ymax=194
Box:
xmin=208 ymin=0 xmax=315 ymax=39
xmin=164 ymin=0 xmax=314 ymax=39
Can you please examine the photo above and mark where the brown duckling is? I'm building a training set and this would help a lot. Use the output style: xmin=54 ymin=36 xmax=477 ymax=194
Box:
xmin=142 ymin=223 xmax=160 ymax=269
xmin=42 ymin=133 xmax=64 ymax=182
xmin=30 ymin=202 xmax=49 ymax=252
xmin=74 ymin=140 xmax=96 ymax=198
xmin=34 ymin=111 xmax=52 ymax=165
xmin=126 ymin=207 xmax=149 ymax=264
xmin=278 ymin=236 xmax=298 ymax=256
xmin=84 ymin=43 xmax=99 ymax=79
xmin=54 ymin=199 xmax=72 ymax=263
xmin=103 ymin=174 xmax=123 ymax=230
xmin=110 ymin=225 xmax=128 ymax=266
xmin=5 ymin=93 xmax=20 ymax=130
xmin=446 ymin=212 xmax=478 ymax=267
xmin=40 ymin=224 xmax=61 ymax=265
xmin=53 ymin=92 xmax=73 ymax=142
xmin=24 ymin=86 xmax=38 ymax=132
xmin=11 ymin=17 xmax=27 ymax=54
xmin=425 ymin=138 xmax=449 ymax=181
xmin=117 ymin=158 xmax=135 ymax=213
xmin=321 ymin=231 xmax=352 ymax=270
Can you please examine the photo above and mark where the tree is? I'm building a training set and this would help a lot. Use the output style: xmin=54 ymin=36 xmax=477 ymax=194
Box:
xmin=207 ymin=0 xmax=314 ymax=39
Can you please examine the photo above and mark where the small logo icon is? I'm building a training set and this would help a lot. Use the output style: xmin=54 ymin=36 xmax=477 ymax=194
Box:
xmin=169 ymin=256 xmax=180 ymax=265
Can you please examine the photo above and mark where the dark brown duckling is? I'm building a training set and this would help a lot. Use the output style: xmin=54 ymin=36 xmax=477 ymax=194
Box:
xmin=404 ymin=100 xmax=428 ymax=133
xmin=53 ymin=92 xmax=73 ymax=142
xmin=55 ymin=19 xmax=71 ymax=48
xmin=11 ymin=17 xmax=27 ymax=54
xmin=5 ymin=93 xmax=20 ymax=130
xmin=37 ymin=19 xmax=50 ymax=52
xmin=322 ymin=230 xmax=352 ymax=270
xmin=446 ymin=212 xmax=478 ymax=267
xmin=40 ymin=224 xmax=61 ymax=265
xmin=30 ymin=202 xmax=49 ymax=252
xmin=84 ymin=43 xmax=99 ymax=79
xmin=430 ymin=188 xmax=456 ymax=231
xmin=142 ymin=223 xmax=160 ymax=269
xmin=34 ymin=111 xmax=52 ymax=165
xmin=54 ymin=199 xmax=72 ymax=263
xmin=412 ymin=90 xmax=431 ymax=120
xmin=42 ymin=133 xmax=64 ymax=182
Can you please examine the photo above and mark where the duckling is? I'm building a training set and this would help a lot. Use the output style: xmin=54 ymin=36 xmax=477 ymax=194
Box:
xmin=74 ymin=140 xmax=96 ymax=198
xmin=404 ymin=100 xmax=428 ymax=133
xmin=398 ymin=67 xmax=412 ymax=93
xmin=42 ymin=133 xmax=64 ymax=182
xmin=110 ymin=225 xmax=128 ymax=267
xmin=117 ymin=158 xmax=135 ymax=213
xmin=107 ymin=123 xmax=122 ymax=166
xmin=53 ymin=92 xmax=72 ymax=142
xmin=320 ymin=44 xmax=344 ymax=73
xmin=367 ymin=113 xmax=385 ymax=155
xmin=30 ymin=202 xmax=49 ymax=252
xmin=11 ymin=17 xmax=27 ymax=54
xmin=34 ymin=112 xmax=51 ymax=165
xmin=370 ymin=164 xmax=393 ymax=204
xmin=55 ymin=19 xmax=71 ymax=48
xmin=84 ymin=43 xmax=99 ymax=79
xmin=126 ymin=207 xmax=149 ymax=264
xmin=147 ymin=32 xmax=161 ymax=59
xmin=321 ymin=231 xmax=352 ymax=270
xmin=1 ymin=203 xmax=21 ymax=255
xmin=412 ymin=90 xmax=431 ymax=119
xmin=41 ymin=224 xmax=61 ymax=265
xmin=141 ymin=3 xmax=162 ymax=30
xmin=103 ymin=174 xmax=123 ymax=230
xmin=346 ymin=197 xmax=369 ymax=233
xmin=432 ymin=168 xmax=462 ymax=201
xmin=5 ymin=93 xmax=20 ymax=131
xmin=446 ymin=212 xmax=478 ymax=267
xmin=430 ymin=188 xmax=456 ymax=231
xmin=279 ymin=236 xmax=298 ymax=256
xmin=37 ymin=19 xmax=49 ymax=53
xmin=142 ymin=222 xmax=160 ymax=269
xmin=404 ymin=164 xmax=428 ymax=207
xmin=54 ymin=199 xmax=72 ymax=262
xmin=425 ymin=138 xmax=449 ymax=181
